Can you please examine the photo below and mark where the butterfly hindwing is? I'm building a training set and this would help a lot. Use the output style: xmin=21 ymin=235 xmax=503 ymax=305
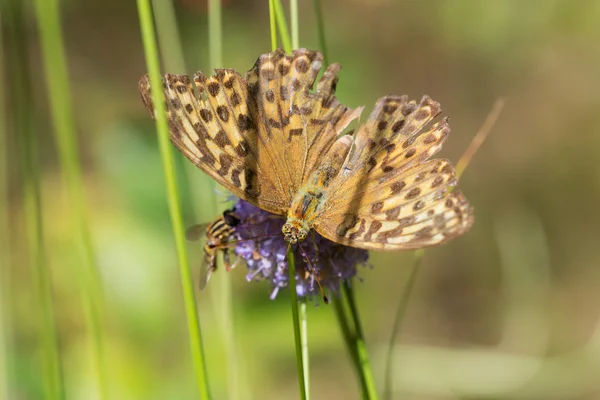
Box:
xmin=313 ymin=96 xmax=474 ymax=250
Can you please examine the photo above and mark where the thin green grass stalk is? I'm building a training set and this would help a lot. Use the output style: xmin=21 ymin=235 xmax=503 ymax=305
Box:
xmin=273 ymin=3 xmax=307 ymax=397
xmin=343 ymin=282 xmax=378 ymax=400
xmin=310 ymin=2 xmax=377 ymax=397
xmin=383 ymin=250 xmax=423 ymax=400
xmin=300 ymin=300 xmax=310 ymax=395
xmin=151 ymin=2 xmax=242 ymax=398
xmin=286 ymin=248 xmax=308 ymax=400
xmin=5 ymin=1 xmax=65 ymax=397
xmin=137 ymin=1 xmax=211 ymax=397
xmin=290 ymin=0 xmax=299 ymax=49
xmin=269 ymin=0 xmax=277 ymax=50
xmin=312 ymin=0 xmax=329 ymax=64
xmin=332 ymin=294 xmax=370 ymax=398
xmin=331 ymin=295 xmax=358 ymax=365
xmin=32 ymin=0 xmax=108 ymax=397
xmin=0 ymin=12 xmax=11 ymax=399
xmin=273 ymin=0 xmax=292 ymax=52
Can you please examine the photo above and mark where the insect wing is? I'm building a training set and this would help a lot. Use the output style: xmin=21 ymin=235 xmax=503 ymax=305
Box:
xmin=199 ymin=251 xmax=217 ymax=290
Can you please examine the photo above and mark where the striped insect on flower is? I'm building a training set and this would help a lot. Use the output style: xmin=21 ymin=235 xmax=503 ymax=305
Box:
xmin=185 ymin=208 xmax=241 ymax=289
xmin=139 ymin=48 xmax=473 ymax=254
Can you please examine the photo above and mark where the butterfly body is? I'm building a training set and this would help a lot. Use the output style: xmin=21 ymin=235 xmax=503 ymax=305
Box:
xmin=140 ymin=49 xmax=474 ymax=251
xmin=284 ymin=134 xmax=353 ymax=243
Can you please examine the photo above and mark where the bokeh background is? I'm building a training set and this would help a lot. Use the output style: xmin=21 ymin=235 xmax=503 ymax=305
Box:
xmin=3 ymin=0 xmax=600 ymax=399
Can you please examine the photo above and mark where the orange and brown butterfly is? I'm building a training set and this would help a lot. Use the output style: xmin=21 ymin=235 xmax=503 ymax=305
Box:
xmin=139 ymin=48 xmax=474 ymax=251
xmin=186 ymin=208 xmax=241 ymax=289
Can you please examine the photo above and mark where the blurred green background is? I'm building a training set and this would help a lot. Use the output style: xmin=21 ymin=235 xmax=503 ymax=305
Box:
xmin=2 ymin=0 xmax=600 ymax=399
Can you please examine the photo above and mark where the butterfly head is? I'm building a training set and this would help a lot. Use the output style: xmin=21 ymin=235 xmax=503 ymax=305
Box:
xmin=282 ymin=219 xmax=309 ymax=244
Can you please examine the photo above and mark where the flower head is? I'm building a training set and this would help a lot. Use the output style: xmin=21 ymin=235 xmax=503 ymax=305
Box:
xmin=231 ymin=199 xmax=370 ymax=301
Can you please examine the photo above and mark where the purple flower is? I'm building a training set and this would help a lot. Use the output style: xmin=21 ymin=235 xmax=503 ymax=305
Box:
xmin=231 ymin=199 xmax=370 ymax=301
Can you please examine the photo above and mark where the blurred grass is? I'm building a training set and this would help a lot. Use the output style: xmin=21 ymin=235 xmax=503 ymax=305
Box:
xmin=5 ymin=1 xmax=65 ymax=398
xmin=32 ymin=0 xmax=108 ymax=397
xmin=3 ymin=0 xmax=600 ymax=399
xmin=0 ymin=8 xmax=10 ymax=399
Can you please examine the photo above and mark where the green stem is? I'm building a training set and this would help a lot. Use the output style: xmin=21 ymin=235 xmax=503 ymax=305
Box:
xmin=0 ymin=12 xmax=11 ymax=399
xmin=136 ymin=1 xmax=211 ymax=398
xmin=6 ymin=1 xmax=65 ymax=398
xmin=152 ymin=1 xmax=242 ymax=399
xmin=300 ymin=300 xmax=310 ymax=395
xmin=269 ymin=0 xmax=277 ymax=50
xmin=383 ymin=250 xmax=423 ymax=400
xmin=32 ymin=0 xmax=108 ymax=397
xmin=287 ymin=247 xmax=308 ymax=400
xmin=332 ymin=294 xmax=369 ymax=397
xmin=312 ymin=0 xmax=329 ymax=64
xmin=273 ymin=0 xmax=292 ymax=53
xmin=343 ymin=282 xmax=379 ymax=400
xmin=290 ymin=0 xmax=299 ymax=49
xmin=332 ymin=295 xmax=358 ymax=365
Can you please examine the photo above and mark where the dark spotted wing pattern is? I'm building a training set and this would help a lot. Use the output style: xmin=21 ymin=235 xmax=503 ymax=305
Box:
xmin=140 ymin=49 xmax=474 ymax=251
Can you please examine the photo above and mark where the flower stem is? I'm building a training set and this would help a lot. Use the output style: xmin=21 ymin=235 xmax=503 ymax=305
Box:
xmin=343 ymin=282 xmax=379 ymax=400
xmin=6 ymin=1 xmax=65 ymax=397
xmin=383 ymin=250 xmax=423 ymax=400
xmin=137 ymin=1 xmax=211 ymax=398
xmin=287 ymin=247 xmax=309 ymax=400
xmin=33 ymin=0 xmax=108 ymax=396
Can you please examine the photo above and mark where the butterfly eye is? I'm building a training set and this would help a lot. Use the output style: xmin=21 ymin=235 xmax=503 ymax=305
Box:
xmin=298 ymin=230 xmax=308 ymax=241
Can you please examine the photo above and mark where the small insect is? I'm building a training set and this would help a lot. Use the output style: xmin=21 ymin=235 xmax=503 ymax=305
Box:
xmin=186 ymin=208 xmax=241 ymax=289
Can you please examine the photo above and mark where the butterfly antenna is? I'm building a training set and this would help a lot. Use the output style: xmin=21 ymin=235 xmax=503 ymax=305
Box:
xmin=297 ymin=243 xmax=329 ymax=305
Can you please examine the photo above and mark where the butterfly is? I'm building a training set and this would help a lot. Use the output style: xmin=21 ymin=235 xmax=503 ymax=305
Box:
xmin=185 ymin=208 xmax=241 ymax=289
xmin=139 ymin=48 xmax=474 ymax=251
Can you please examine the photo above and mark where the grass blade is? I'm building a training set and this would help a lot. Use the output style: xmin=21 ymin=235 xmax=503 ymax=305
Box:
xmin=287 ymin=247 xmax=309 ymax=400
xmin=5 ymin=1 xmax=65 ymax=397
xmin=343 ymin=282 xmax=379 ymax=400
xmin=0 ymin=10 xmax=12 ymax=399
xmin=32 ymin=0 xmax=108 ymax=396
xmin=136 ymin=1 xmax=211 ymax=397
